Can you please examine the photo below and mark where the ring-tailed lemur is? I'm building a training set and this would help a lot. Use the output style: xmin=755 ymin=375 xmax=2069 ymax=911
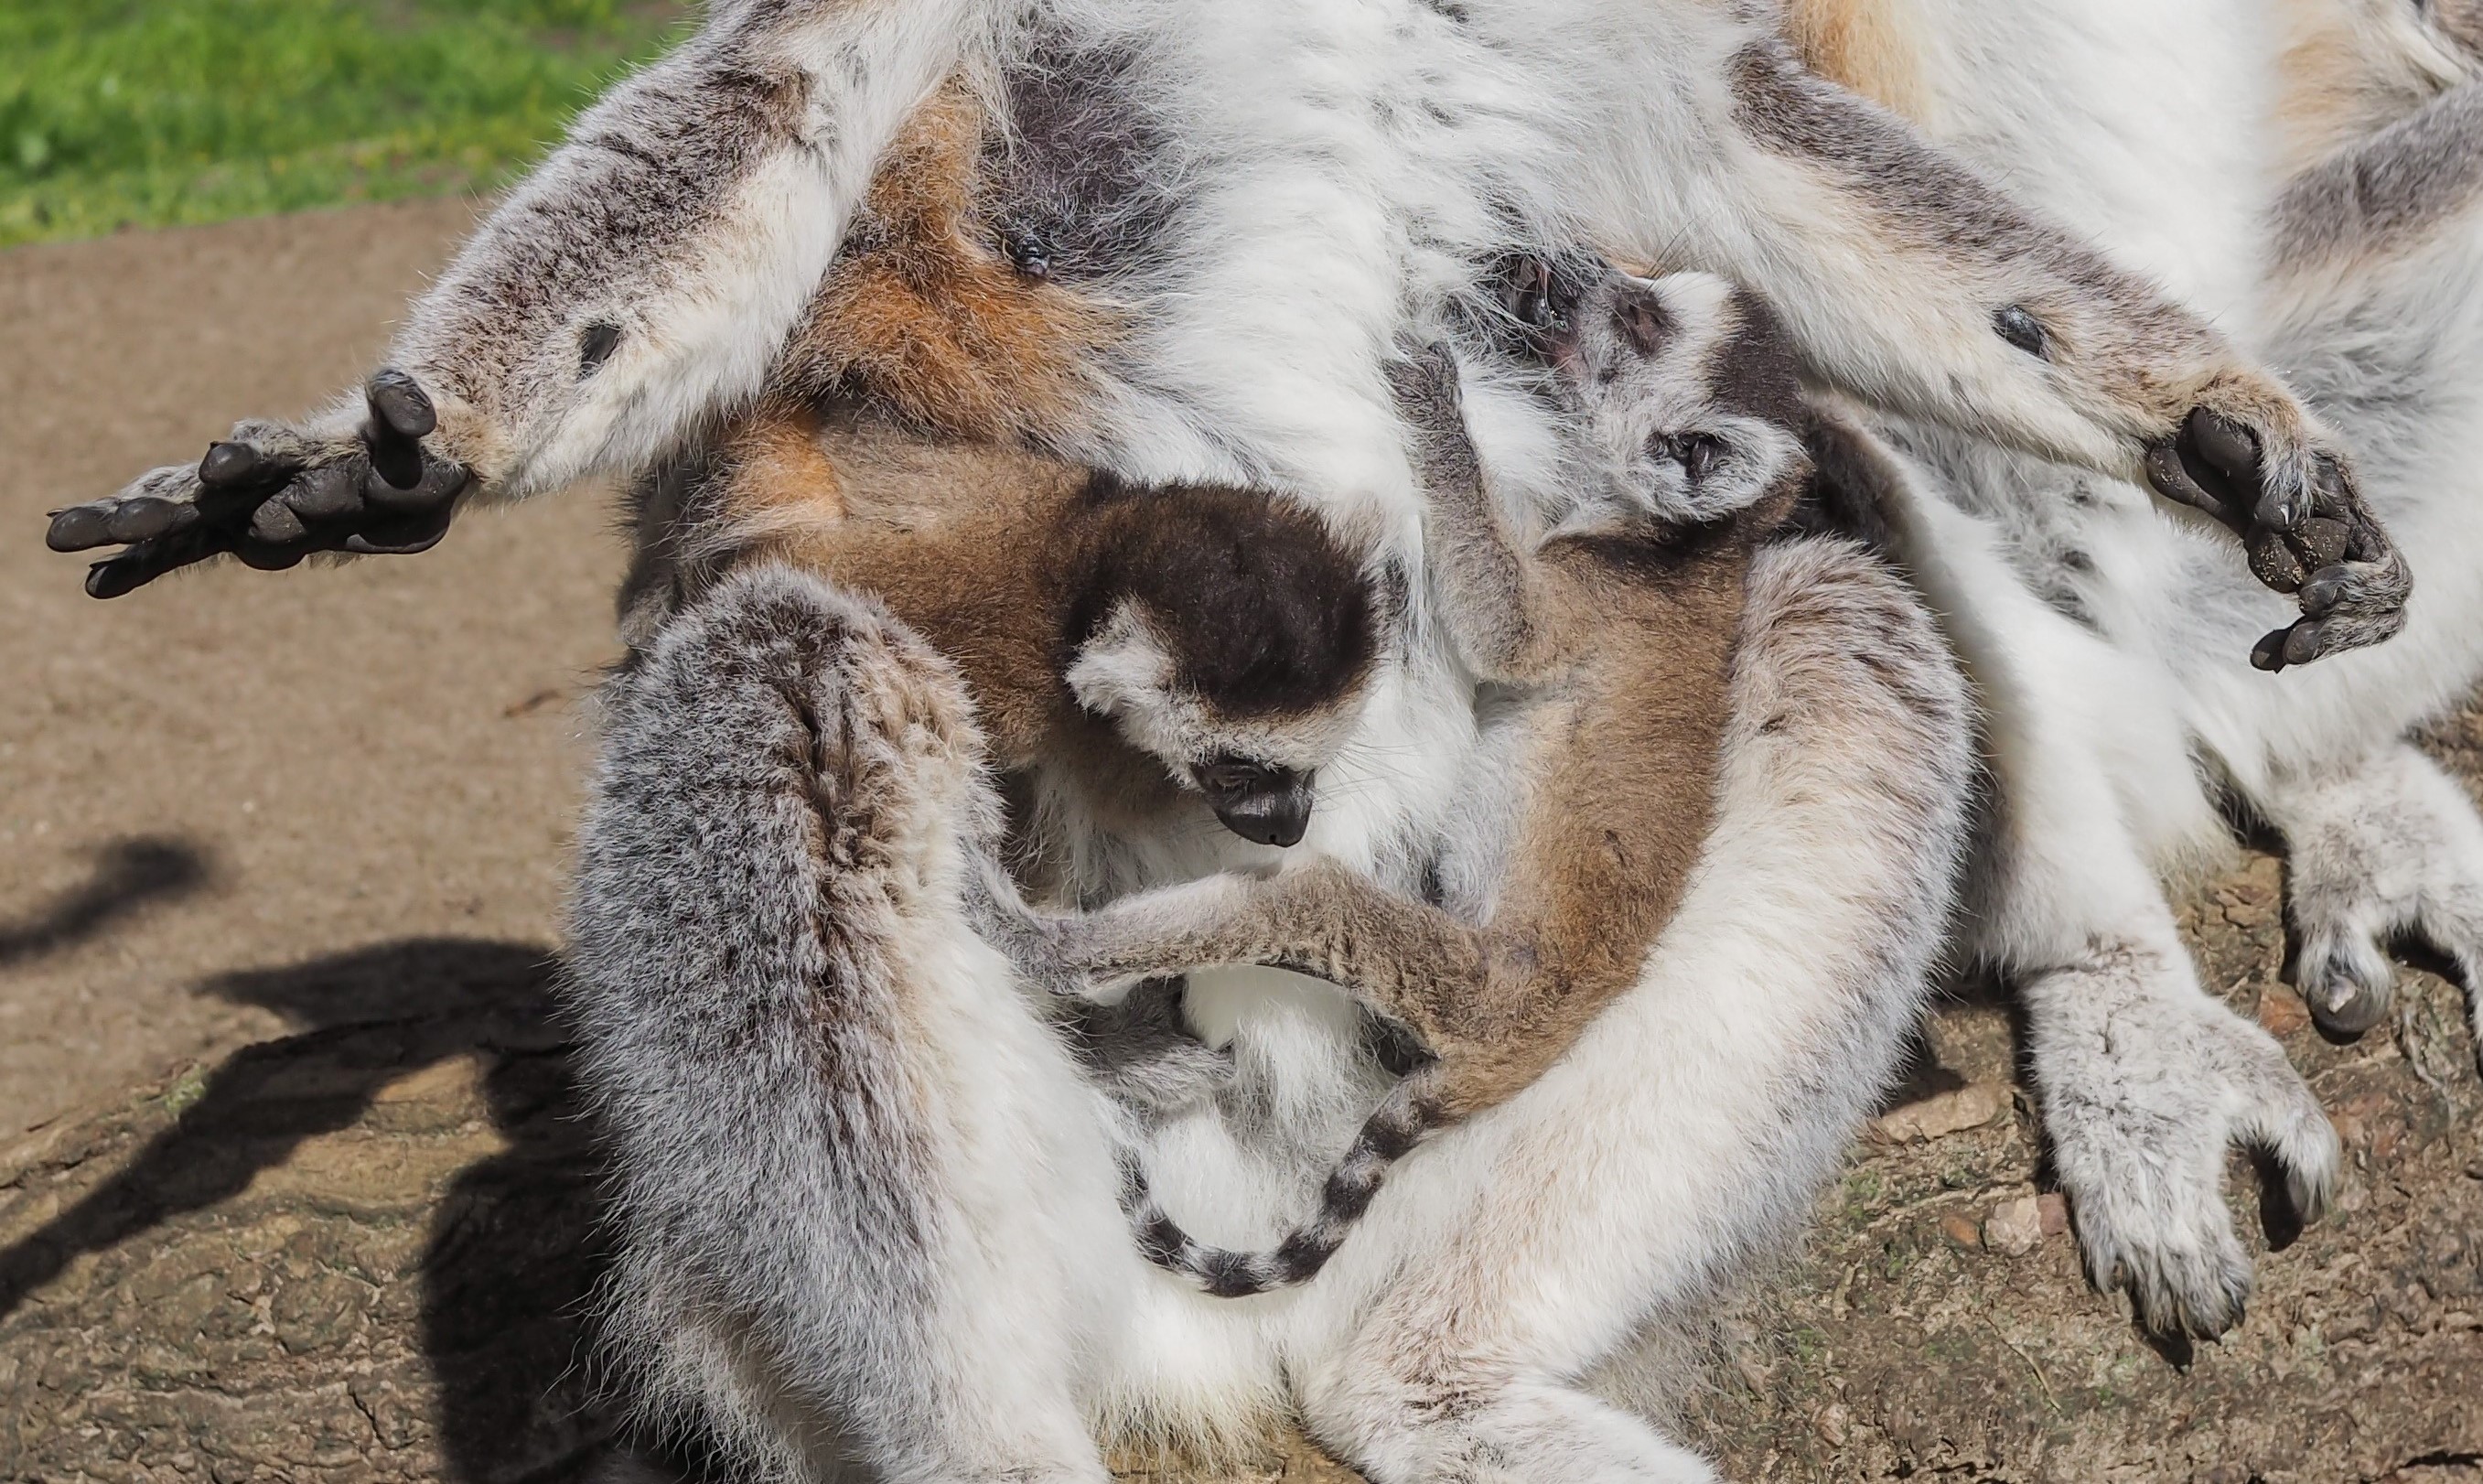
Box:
xmin=1016 ymin=270 xmax=1813 ymax=1297
xmin=643 ymin=413 xmax=1386 ymax=862
xmin=54 ymin=0 xmax=2405 ymax=673
xmin=38 ymin=0 xmax=2390 ymax=1460
xmin=1769 ymin=0 xmax=2483 ymax=1339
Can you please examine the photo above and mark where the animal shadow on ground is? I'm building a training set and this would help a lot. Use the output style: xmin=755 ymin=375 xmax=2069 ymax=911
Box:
xmin=0 ymin=934 xmax=629 ymax=1483
xmin=0 ymin=835 xmax=210 ymax=966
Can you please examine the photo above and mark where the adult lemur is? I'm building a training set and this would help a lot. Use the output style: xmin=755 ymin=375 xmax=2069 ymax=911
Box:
xmin=1765 ymin=0 xmax=2483 ymax=1339
xmin=38 ymin=0 xmax=2424 ymax=1455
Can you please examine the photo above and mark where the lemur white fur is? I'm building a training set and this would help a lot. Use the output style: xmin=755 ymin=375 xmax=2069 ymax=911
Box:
xmin=1781 ymin=0 xmax=2483 ymax=1336
xmin=571 ymin=534 xmax=1970 ymax=1484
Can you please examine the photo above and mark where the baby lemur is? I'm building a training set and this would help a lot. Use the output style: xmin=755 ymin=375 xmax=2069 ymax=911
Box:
xmin=670 ymin=419 xmax=1383 ymax=861
xmin=1019 ymin=267 xmax=1811 ymax=1297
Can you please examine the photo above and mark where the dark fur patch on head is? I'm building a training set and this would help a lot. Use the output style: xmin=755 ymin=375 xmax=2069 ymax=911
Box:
xmin=1065 ymin=479 xmax=1379 ymax=719
xmin=1703 ymin=288 xmax=1807 ymax=431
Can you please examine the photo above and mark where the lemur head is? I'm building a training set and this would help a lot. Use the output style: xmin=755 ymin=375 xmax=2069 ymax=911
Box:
xmin=1502 ymin=257 xmax=1810 ymax=532
xmin=1059 ymin=479 xmax=1381 ymax=848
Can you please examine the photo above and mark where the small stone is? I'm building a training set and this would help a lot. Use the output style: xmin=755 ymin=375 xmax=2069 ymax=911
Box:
xmin=2037 ymin=1192 xmax=2070 ymax=1237
xmin=1939 ymin=1210 xmax=1983 ymax=1250
xmin=1984 ymin=1196 xmax=2042 ymax=1256
xmin=1815 ymin=1403 xmax=1851 ymax=1447
xmin=2258 ymin=986 xmax=2311 ymax=1037
xmin=1868 ymin=1082 xmax=2007 ymax=1144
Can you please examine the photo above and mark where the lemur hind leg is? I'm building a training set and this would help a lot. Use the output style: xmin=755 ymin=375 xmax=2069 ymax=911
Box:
xmin=2260 ymin=740 xmax=2483 ymax=1053
xmin=1838 ymin=412 xmax=2340 ymax=1339
xmin=566 ymin=563 xmax=1128 ymax=1484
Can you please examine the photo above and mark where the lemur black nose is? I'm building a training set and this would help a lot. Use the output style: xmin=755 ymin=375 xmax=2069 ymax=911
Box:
xmin=1196 ymin=758 xmax=1317 ymax=848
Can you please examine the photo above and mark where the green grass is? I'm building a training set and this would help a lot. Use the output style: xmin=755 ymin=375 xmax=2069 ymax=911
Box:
xmin=0 ymin=0 xmax=690 ymax=249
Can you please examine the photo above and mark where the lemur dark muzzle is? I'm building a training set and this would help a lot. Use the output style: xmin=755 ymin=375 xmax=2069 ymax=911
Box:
xmin=1197 ymin=759 xmax=1317 ymax=848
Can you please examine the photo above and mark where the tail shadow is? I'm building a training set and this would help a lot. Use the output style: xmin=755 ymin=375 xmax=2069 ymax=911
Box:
xmin=0 ymin=835 xmax=210 ymax=965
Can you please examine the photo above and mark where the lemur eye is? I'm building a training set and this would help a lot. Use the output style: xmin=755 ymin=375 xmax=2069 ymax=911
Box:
xmin=1653 ymin=433 xmax=1724 ymax=481
xmin=1195 ymin=758 xmax=1272 ymax=795
xmin=1500 ymin=257 xmax=1554 ymax=328
xmin=579 ymin=321 xmax=622 ymax=377
xmin=1994 ymin=305 xmax=2050 ymax=360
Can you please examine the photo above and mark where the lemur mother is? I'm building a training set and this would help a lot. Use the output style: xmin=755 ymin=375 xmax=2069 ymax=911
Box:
xmin=48 ymin=2 xmax=2415 ymax=1479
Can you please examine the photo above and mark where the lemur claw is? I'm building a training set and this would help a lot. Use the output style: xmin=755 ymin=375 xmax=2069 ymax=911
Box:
xmin=51 ymin=369 xmax=470 ymax=597
xmin=2145 ymin=406 xmax=2409 ymax=670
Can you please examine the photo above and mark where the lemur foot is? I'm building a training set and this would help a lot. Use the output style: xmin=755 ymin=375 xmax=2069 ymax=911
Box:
xmin=2273 ymin=742 xmax=2483 ymax=1051
xmin=48 ymin=371 xmax=470 ymax=597
xmin=2142 ymin=398 xmax=2409 ymax=671
xmin=2029 ymin=941 xmax=2340 ymax=1339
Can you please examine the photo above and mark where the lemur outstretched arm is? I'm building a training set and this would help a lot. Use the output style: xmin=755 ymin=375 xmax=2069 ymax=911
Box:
xmin=2272 ymin=79 xmax=2483 ymax=274
xmin=48 ymin=0 xmax=1011 ymax=597
xmin=1692 ymin=39 xmax=2408 ymax=666
xmin=1383 ymin=349 xmax=1581 ymax=683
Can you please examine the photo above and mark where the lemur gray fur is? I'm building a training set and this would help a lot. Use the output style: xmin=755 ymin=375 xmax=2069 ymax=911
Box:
xmin=1015 ymin=268 xmax=1811 ymax=1297
xmin=1769 ymin=0 xmax=2483 ymax=1339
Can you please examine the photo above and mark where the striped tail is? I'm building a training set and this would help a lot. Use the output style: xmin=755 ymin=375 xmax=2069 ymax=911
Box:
xmin=1118 ymin=1070 xmax=1444 ymax=1298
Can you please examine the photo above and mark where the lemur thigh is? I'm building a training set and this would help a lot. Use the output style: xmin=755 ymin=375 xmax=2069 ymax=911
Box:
xmin=567 ymin=565 xmax=1127 ymax=1484
xmin=51 ymin=0 xmax=1007 ymax=594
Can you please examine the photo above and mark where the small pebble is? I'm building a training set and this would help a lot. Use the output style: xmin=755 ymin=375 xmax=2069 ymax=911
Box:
xmin=1984 ymin=1196 xmax=2042 ymax=1257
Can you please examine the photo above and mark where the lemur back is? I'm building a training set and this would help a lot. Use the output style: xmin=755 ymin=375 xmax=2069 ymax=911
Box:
xmin=1030 ymin=268 xmax=1810 ymax=1296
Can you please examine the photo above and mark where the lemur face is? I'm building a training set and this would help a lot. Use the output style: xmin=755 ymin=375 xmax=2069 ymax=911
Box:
xmin=1060 ymin=481 xmax=1381 ymax=848
xmin=1064 ymin=597 xmax=1366 ymax=848
xmin=1511 ymin=262 xmax=1810 ymax=532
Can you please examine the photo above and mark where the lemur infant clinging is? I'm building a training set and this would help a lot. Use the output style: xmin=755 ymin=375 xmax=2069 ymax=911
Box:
xmin=664 ymin=414 xmax=1384 ymax=862
xmin=1016 ymin=267 xmax=1811 ymax=1297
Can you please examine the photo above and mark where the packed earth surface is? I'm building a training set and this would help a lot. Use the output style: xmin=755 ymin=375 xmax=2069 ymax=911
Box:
xmin=3 ymin=208 xmax=2478 ymax=1484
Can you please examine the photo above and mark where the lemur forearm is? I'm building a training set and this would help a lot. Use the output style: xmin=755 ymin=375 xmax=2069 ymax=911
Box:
xmin=1396 ymin=361 xmax=1572 ymax=681
xmin=392 ymin=0 xmax=1009 ymax=502
xmin=1052 ymin=864 xmax=1491 ymax=1051
xmin=1701 ymin=40 xmax=2239 ymax=477
xmin=2273 ymin=80 xmax=2483 ymax=271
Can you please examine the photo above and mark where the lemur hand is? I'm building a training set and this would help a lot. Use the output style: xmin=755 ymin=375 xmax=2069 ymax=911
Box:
xmin=2143 ymin=391 xmax=2410 ymax=672
xmin=48 ymin=370 xmax=471 ymax=598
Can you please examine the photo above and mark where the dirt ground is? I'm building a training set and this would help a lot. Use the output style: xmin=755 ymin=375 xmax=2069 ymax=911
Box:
xmin=0 ymin=199 xmax=630 ymax=1134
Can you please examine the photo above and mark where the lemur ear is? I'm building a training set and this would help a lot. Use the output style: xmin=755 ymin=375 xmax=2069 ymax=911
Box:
xmin=1616 ymin=286 xmax=1672 ymax=356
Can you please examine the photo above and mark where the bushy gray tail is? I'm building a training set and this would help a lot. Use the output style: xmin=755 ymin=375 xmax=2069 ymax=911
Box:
xmin=1119 ymin=1068 xmax=1444 ymax=1297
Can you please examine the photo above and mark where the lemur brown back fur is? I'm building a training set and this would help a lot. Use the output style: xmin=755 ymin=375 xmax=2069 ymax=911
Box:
xmin=661 ymin=410 xmax=1379 ymax=850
